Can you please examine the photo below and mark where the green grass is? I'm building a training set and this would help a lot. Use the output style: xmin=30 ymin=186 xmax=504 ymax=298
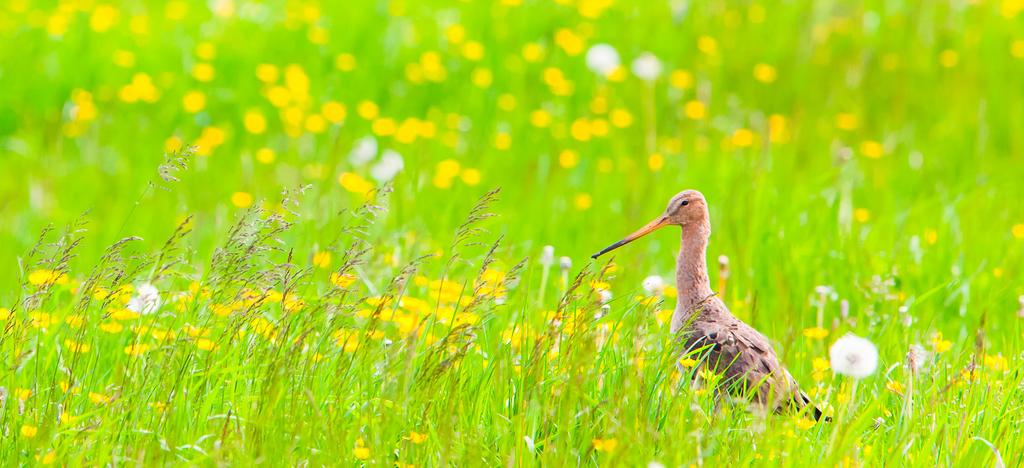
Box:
xmin=2 ymin=0 xmax=1024 ymax=465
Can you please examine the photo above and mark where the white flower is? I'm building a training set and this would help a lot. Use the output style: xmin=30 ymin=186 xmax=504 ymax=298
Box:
xmin=642 ymin=275 xmax=665 ymax=295
xmin=540 ymin=245 xmax=555 ymax=267
xmin=127 ymin=282 xmax=161 ymax=315
xmin=906 ymin=344 xmax=928 ymax=374
xmin=370 ymin=149 xmax=404 ymax=182
xmin=631 ymin=52 xmax=663 ymax=81
xmin=585 ymin=43 xmax=620 ymax=76
xmin=348 ymin=136 xmax=378 ymax=166
xmin=598 ymin=289 xmax=612 ymax=304
xmin=559 ymin=256 xmax=572 ymax=270
xmin=829 ymin=334 xmax=879 ymax=379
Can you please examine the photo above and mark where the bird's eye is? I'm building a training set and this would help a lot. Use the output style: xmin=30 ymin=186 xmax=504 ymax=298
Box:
xmin=680 ymin=200 xmax=689 ymax=207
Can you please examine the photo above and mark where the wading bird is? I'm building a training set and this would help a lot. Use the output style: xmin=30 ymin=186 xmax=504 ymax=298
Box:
xmin=592 ymin=190 xmax=824 ymax=420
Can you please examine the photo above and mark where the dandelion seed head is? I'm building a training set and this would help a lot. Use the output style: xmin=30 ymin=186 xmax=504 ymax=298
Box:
xmin=585 ymin=43 xmax=620 ymax=76
xmin=642 ymin=275 xmax=664 ymax=295
xmin=631 ymin=52 xmax=663 ymax=81
xmin=540 ymin=245 xmax=555 ymax=266
xmin=127 ymin=282 xmax=161 ymax=315
xmin=829 ymin=333 xmax=879 ymax=379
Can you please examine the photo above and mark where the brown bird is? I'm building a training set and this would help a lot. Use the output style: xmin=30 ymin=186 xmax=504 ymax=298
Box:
xmin=592 ymin=189 xmax=824 ymax=420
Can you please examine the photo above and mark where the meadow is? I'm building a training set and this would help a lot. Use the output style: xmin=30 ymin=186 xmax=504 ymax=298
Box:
xmin=2 ymin=0 xmax=1024 ymax=465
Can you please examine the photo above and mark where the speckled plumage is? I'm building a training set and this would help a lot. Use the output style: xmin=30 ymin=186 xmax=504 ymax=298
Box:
xmin=594 ymin=189 xmax=823 ymax=420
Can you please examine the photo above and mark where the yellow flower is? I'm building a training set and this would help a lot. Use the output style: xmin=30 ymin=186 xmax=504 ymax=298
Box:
xmin=811 ymin=357 xmax=830 ymax=381
xmin=338 ymin=172 xmax=374 ymax=194
xmin=322 ymin=101 xmax=346 ymax=123
xmin=124 ymin=343 xmax=151 ymax=356
xmin=88 ymin=392 xmax=112 ymax=404
xmin=335 ymin=53 xmax=357 ymax=71
xmin=0 ymin=307 xmax=11 ymax=320
xmin=1012 ymin=223 xmax=1024 ymax=239
xmin=860 ymin=140 xmax=884 ymax=159
xmin=353 ymin=438 xmax=370 ymax=460
xmin=854 ymin=208 xmax=871 ymax=223
xmin=20 ymin=424 xmax=38 ymax=438
xmin=984 ymin=354 xmax=1008 ymax=372
xmin=558 ymin=150 xmax=578 ymax=169
xmin=460 ymin=168 xmax=481 ymax=186
xmin=648 ymin=153 xmax=664 ymax=171
xmin=99 ymin=321 xmax=124 ymax=333
xmin=111 ymin=308 xmax=139 ymax=320
xmin=573 ymin=193 xmax=592 ymax=211
xmin=753 ymin=63 xmax=777 ymax=83
xmin=678 ymin=357 xmax=697 ymax=368
xmin=885 ymin=380 xmax=905 ymax=395
xmin=930 ymin=332 xmax=952 ymax=353
xmin=312 ymin=251 xmax=332 ymax=268
xmin=407 ymin=431 xmax=428 ymax=444
xmin=182 ymin=90 xmax=206 ymax=113
xmin=231 ymin=192 xmax=253 ymax=208
xmin=15 ymin=388 xmax=32 ymax=400
xmin=38 ymin=450 xmax=57 ymax=465
xmin=196 ymin=338 xmax=217 ymax=351
xmin=243 ymin=110 xmax=267 ymax=134
xmin=357 ymin=100 xmax=379 ymax=120
xmin=64 ymin=339 xmax=91 ymax=354
xmin=684 ymin=100 xmax=707 ymax=120
xmin=192 ymin=62 xmax=215 ymax=82
xmin=256 ymin=148 xmax=276 ymax=164
xmin=591 ymin=438 xmax=618 ymax=453
xmin=835 ymin=113 xmax=858 ymax=130
xmin=670 ymin=70 xmax=694 ymax=89
xmin=28 ymin=269 xmax=68 ymax=286
xmin=256 ymin=63 xmax=279 ymax=82
xmin=802 ymin=327 xmax=829 ymax=340
xmin=794 ymin=417 xmax=816 ymax=430
xmin=330 ymin=272 xmax=357 ymax=288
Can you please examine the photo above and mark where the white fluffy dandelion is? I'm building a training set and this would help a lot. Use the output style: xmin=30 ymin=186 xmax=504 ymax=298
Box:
xmin=540 ymin=245 xmax=555 ymax=267
xmin=559 ymin=256 xmax=572 ymax=271
xmin=829 ymin=334 xmax=879 ymax=379
xmin=642 ymin=275 xmax=665 ymax=296
xmin=127 ymin=282 xmax=161 ymax=315
xmin=585 ymin=43 xmax=620 ymax=76
xmin=348 ymin=136 xmax=378 ymax=166
xmin=369 ymin=149 xmax=404 ymax=182
xmin=631 ymin=52 xmax=663 ymax=81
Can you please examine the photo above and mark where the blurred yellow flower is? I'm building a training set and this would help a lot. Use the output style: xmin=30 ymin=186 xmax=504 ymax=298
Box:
xmin=854 ymin=208 xmax=871 ymax=223
xmin=335 ymin=53 xmax=357 ymax=71
xmin=860 ymin=140 xmax=884 ymax=158
xmin=407 ymin=431 xmax=428 ymax=444
xmin=558 ymin=150 xmax=578 ymax=169
xmin=445 ymin=24 xmax=466 ymax=44
xmin=339 ymin=172 xmax=374 ymax=194
xmin=1012 ymin=223 xmax=1024 ymax=239
xmin=244 ymin=110 xmax=267 ymax=134
xmin=530 ymin=109 xmax=552 ymax=128
xmin=462 ymin=41 xmax=484 ymax=60
xmin=670 ymin=70 xmax=694 ymax=89
xmin=753 ymin=63 xmax=777 ymax=83
xmin=322 ymin=101 xmax=346 ymax=123
xmin=357 ymin=101 xmax=379 ymax=120
xmin=522 ymin=43 xmax=544 ymax=62
xmin=196 ymin=338 xmax=217 ymax=351
xmin=885 ymin=380 xmax=904 ymax=395
xmin=802 ymin=327 xmax=829 ymax=339
xmin=835 ymin=113 xmax=858 ymax=130
xmin=313 ymin=251 xmax=332 ymax=268
xmin=939 ymin=49 xmax=959 ymax=68
xmin=460 ymin=168 xmax=481 ymax=186
xmin=182 ymin=91 xmax=206 ymax=113
xmin=21 ymin=424 xmax=38 ymax=438
xmin=930 ymin=332 xmax=952 ymax=353
xmin=330 ymin=272 xmax=357 ymax=288
xmin=592 ymin=438 xmax=618 ymax=452
xmin=124 ymin=343 xmax=150 ymax=356
xmin=684 ymin=100 xmax=707 ymax=120
xmin=794 ymin=418 xmax=816 ymax=430
xmin=256 ymin=63 xmax=279 ymax=82
xmin=648 ymin=153 xmax=664 ymax=171
xmin=231 ymin=192 xmax=254 ymax=208
xmin=471 ymin=68 xmax=493 ymax=88
xmin=192 ymin=63 xmax=215 ymax=82
xmin=90 ymin=4 xmax=119 ymax=32
xmin=574 ymin=193 xmax=592 ymax=211
xmin=555 ymin=28 xmax=585 ymax=56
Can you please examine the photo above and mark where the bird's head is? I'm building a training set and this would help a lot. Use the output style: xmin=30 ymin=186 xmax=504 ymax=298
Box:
xmin=591 ymin=189 xmax=710 ymax=259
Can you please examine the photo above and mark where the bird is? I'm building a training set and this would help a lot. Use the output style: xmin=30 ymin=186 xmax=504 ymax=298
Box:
xmin=592 ymin=189 xmax=825 ymax=420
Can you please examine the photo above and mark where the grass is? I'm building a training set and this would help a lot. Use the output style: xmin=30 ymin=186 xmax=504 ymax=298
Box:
xmin=2 ymin=0 xmax=1024 ymax=465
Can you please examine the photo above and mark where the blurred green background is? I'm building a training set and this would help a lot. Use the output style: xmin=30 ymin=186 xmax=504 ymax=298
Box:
xmin=1 ymin=0 xmax=1023 ymax=333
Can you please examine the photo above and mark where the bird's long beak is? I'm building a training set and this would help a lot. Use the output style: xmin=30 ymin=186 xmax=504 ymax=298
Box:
xmin=591 ymin=216 xmax=669 ymax=259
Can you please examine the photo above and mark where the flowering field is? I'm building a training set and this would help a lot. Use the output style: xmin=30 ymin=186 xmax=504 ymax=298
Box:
xmin=2 ymin=0 xmax=1024 ymax=465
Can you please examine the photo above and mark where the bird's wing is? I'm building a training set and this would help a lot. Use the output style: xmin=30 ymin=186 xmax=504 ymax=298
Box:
xmin=684 ymin=319 xmax=795 ymax=406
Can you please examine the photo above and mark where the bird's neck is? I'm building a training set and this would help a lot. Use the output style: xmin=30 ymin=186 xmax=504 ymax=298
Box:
xmin=675 ymin=225 xmax=713 ymax=317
